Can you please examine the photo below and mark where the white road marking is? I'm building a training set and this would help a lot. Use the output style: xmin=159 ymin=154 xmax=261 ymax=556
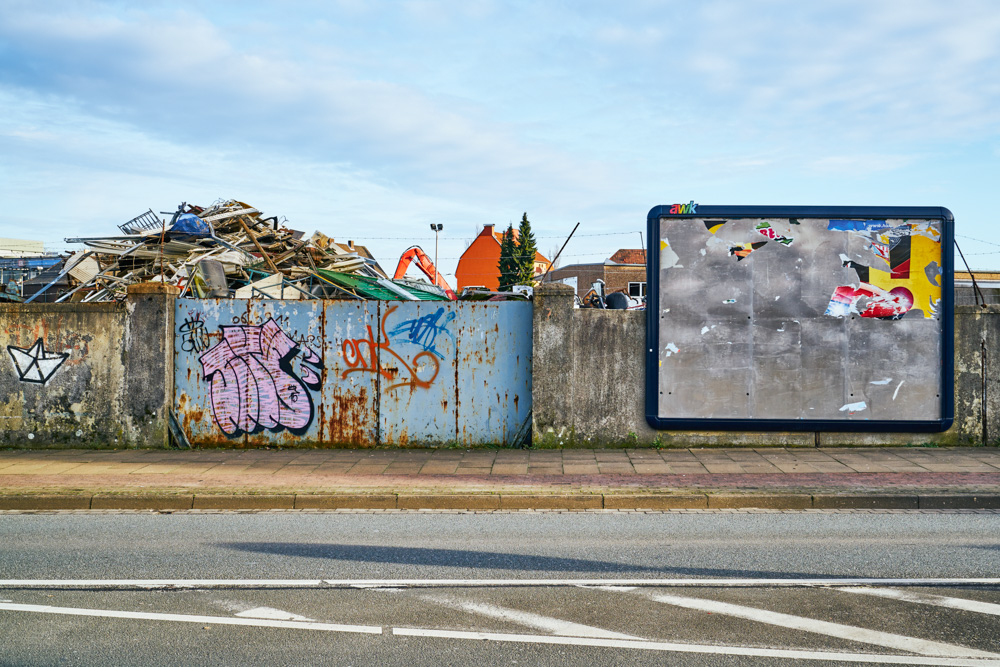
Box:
xmin=3 ymin=577 xmax=1000 ymax=589
xmin=426 ymin=596 xmax=639 ymax=639
xmin=235 ymin=606 xmax=314 ymax=621
xmin=0 ymin=602 xmax=381 ymax=634
xmin=644 ymin=592 xmax=998 ymax=658
xmin=0 ymin=579 xmax=325 ymax=589
xmin=837 ymin=587 xmax=1000 ymax=617
xmin=391 ymin=627 xmax=1000 ymax=666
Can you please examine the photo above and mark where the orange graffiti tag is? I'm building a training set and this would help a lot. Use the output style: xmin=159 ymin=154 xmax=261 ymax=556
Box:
xmin=341 ymin=306 xmax=440 ymax=390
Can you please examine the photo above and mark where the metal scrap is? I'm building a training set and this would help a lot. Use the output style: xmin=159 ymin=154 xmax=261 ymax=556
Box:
xmin=44 ymin=199 xmax=446 ymax=302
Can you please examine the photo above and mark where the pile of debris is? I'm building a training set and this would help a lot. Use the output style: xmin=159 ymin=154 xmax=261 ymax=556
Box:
xmin=29 ymin=200 xmax=452 ymax=303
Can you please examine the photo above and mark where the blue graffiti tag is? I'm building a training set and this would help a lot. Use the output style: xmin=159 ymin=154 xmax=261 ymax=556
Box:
xmin=387 ymin=307 xmax=456 ymax=359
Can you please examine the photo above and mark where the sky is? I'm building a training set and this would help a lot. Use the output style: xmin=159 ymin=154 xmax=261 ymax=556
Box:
xmin=1 ymin=0 xmax=998 ymax=283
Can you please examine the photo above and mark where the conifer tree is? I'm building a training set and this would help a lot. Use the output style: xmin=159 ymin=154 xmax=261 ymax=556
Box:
xmin=515 ymin=212 xmax=539 ymax=285
xmin=497 ymin=224 xmax=519 ymax=291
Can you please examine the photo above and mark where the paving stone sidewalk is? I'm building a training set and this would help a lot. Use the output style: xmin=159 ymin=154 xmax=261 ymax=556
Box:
xmin=1 ymin=447 xmax=998 ymax=511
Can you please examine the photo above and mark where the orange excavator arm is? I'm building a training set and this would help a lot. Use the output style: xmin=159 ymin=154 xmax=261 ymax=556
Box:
xmin=393 ymin=246 xmax=457 ymax=300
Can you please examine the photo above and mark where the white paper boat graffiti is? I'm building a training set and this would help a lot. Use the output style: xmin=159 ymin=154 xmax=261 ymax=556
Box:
xmin=6 ymin=339 xmax=69 ymax=384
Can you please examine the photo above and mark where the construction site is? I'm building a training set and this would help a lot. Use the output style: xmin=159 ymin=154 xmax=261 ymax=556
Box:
xmin=1 ymin=199 xmax=534 ymax=306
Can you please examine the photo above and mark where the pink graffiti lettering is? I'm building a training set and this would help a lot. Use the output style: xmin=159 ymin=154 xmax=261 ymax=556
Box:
xmin=341 ymin=305 xmax=440 ymax=391
xmin=199 ymin=318 xmax=322 ymax=436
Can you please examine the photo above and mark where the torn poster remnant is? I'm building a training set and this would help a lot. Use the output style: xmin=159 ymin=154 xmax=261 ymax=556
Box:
xmin=839 ymin=401 xmax=867 ymax=413
xmin=729 ymin=241 xmax=767 ymax=261
xmin=755 ymin=221 xmax=793 ymax=245
xmin=660 ymin=237 xmax=681 ymax=268
xmin=826 ymin=221 xmax=941 ymax=319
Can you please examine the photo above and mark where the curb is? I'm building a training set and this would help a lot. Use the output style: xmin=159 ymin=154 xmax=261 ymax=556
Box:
xmin=2 ymin=493 xmax=999 ymax=511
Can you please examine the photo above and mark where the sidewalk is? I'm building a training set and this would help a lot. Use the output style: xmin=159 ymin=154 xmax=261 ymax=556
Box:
xmin=1 ymin=447 xmax=999 ymax=511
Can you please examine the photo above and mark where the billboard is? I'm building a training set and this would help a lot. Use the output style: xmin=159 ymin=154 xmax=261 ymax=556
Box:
xmin=646 ymin=205 xmax=953 ymax=432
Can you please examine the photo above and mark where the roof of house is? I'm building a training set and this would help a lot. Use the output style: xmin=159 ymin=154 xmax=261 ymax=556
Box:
xmin=608 ymin=249 xmax=646 ymax=265
xmin=463 ymin=224 xmax=550 ymax=261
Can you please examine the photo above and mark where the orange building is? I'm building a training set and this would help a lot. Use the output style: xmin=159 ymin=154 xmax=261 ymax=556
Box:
xmin=455 ymin=224 xmax=551 ymax=290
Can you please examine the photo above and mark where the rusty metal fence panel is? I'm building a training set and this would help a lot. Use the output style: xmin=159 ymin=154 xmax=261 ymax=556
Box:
xmin=454 ymin=302 xmax=532 ymax=444
xmin=374 ymin=302 xmax=458 ymax=446
xmin=174 ymin=298 xmax=531 ymax=447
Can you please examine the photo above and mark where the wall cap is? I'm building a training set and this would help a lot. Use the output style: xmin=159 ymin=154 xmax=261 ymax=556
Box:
xmin=127 ymin=282 xmax=181 ymax=295
xmin=536 ymin=282 xmax=574 ymax=295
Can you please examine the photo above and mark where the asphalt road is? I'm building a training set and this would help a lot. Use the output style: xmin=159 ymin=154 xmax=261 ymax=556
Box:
xmin=1 ymin=510 xmax=999 ymax=666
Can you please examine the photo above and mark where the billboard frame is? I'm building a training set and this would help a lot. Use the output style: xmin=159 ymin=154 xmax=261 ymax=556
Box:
xmin=645 ymin=205 xmax=954 ymax=433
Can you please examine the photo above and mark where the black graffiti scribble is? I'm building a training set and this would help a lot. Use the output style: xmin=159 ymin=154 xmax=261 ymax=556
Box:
xmin=179 ymin=314 xmax=211 ymax=353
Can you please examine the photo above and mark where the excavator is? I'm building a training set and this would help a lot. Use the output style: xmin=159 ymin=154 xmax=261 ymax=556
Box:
xmin=393 ymin=246 xmax=457 ymax=300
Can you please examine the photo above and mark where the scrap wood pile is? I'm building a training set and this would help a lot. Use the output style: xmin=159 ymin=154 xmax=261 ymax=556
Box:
xmin=41 ymin=199 xmax=451 ymax=303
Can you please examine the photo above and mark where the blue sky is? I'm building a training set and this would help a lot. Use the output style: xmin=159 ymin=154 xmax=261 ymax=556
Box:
xmin=1 ymin=0 xmax=998 ymax=280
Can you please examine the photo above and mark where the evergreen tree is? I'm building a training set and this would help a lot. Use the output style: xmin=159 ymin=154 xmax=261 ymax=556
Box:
xmin=497 ymin=224 xmax=519 ymax=291
xmin=515 ymin=212 xmax=539 ymax=285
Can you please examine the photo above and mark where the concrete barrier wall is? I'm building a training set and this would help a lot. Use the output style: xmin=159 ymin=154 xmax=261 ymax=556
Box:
xmin=0 ymin=283 xmax=175 ymax=448
xmin=3 ymin=281 xmax=997 ymax=448
xmin=532 ymin=282 xmax=1000 ymax=447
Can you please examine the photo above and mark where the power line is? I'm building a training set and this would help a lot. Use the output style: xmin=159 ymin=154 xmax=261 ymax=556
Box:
xmin=957 ymin=234 xmax=1000 ymax=248
xmin=344 ymin=231 xmax=644 ymax=241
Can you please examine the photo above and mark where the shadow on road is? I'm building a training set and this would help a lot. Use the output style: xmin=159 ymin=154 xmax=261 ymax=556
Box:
xmin=219 ymin=542 xmax=823 ymax=578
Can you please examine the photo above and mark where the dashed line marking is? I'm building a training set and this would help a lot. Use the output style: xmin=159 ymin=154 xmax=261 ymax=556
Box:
xmin=0 ymin=602 xmax=381 ymax=634
xmin=2 ymin=577 xmax=1000 ymax=589
xmin=644 ymin=591 xmax=998 ymax=658
xmin=391 ymin=627 xmax=1000 ymax=665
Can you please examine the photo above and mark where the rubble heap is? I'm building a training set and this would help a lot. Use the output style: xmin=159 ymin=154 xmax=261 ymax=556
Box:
xmin=36 ymin=200 xmax=451 ymax=303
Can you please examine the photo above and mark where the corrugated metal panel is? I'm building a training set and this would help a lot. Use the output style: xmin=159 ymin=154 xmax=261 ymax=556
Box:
xmin=175 ymin=298 xmax=328 ymax=446
xmin=175 ymin=298 xmax=530 ymax=447
xmin=241 ymin=299 xmax=325 ymax=446
xmin=321 ymin=300 xmax=379 ymax=446
xmin=376 ymin=302 xmax=459 ymax=446
xmin=454 ymin=302 xmax=532 ymax=445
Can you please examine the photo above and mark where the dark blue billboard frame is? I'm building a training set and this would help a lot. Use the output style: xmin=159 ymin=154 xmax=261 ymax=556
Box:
xmin=645 ymin=205 xmax=955 ymax=433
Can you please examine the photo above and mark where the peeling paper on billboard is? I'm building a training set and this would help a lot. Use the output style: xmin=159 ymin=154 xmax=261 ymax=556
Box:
xmin=660 ymin=237 xmax=681 ymax=268
xmin=826 ymin=221 xmax=941 ymax=319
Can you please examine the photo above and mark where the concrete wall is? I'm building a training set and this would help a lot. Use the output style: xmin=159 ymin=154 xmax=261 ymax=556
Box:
xmin=0 ymin=284 xmax=176 ymax=448
xmin=3 ymin=280 xmax=996 ymax=449
xmin=532 ymin=282 xmax=1000 ymax=447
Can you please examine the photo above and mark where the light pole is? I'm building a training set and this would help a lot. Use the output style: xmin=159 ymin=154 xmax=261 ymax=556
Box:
xmin=429 ymin=223 xmax=443 ymax=285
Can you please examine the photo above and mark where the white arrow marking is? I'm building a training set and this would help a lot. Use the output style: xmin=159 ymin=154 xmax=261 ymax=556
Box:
xmin=235 ymin=606 xmax=314 ymax=621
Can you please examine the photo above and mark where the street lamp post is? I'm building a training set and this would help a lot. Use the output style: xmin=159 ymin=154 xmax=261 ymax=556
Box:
xmin=430 ymin=223 xmax=443 ymax=286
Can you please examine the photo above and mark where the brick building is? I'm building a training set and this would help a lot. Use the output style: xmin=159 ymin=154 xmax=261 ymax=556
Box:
xmin=543 ymin=248 xmax=647 ymax=298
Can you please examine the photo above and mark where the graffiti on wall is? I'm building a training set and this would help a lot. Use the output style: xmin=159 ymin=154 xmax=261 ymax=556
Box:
xmin=179 ymin=311 xmax=212 ymax=353
xmin=198 ymin=317 xmax=322 ymax=437
xmin=342 ymin=305 xmax=454 ymax=391
xmin=7 ymin=339 xmax=68 ymax=384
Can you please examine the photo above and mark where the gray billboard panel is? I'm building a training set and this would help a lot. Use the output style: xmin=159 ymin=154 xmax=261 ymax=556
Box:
xmin=646 ymin=205 xmax=954 ymax=432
